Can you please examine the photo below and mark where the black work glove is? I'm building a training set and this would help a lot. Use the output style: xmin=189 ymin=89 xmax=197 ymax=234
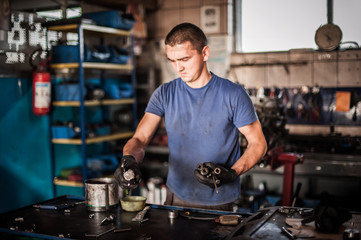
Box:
xmin=194 ymin=162 xmax=238 ymax=189
xmin=114 ymin=155 xmax=141 ymax=190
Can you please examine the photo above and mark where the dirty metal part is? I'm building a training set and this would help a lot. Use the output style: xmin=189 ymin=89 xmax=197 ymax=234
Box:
xmin=100 ymin=214 xmax=116 ymax=225
xmin=298 ymin=208 xmax=313 ymax=216
xmin=213 ymin=167 xmax=221 ymax=175
xmin=278 ymin=207 xmax=301 ymax=216
xmin=140 ymin=218 xmax=149 ymax=224
xmin=132 ymin=206 xmax=150 ymax=222
xmin=100 ymin=217 xmax=108 ymax=225
xmin=281 ymin=226 xmax=296 ymax=239
xmin=114 ymin=227 xmax=132 ymax=233
xmin=33 ymin=203 xmax=74 ymax=210
xmin=343 ymin=227 xmax=360 ymax=240
xmin=89 ymin=214 xmax=95 ymax=219
xmin=85 ymin=178 xmax=119 ymax=212
xmin=14 ymin=217 xmax=24 ymax=222
xmin=197 ymin=164 xmax=209 ymax=176
xmin=58 ymin=233 xmax=71 ymax=238
xmin=180 ymin=212 xmax=216 ymax=221
xmin=180 ymin=212 xmax=240 ymax=225
xmin=123 ymin=169 xmax=135 ymax=181
xmin=197 ymin=163 xmax=221 ymax=193
xmin=212 ymin=174 xmax=219 ymax=193
xmin=9 ymin=226 xmax=18 ymax=231
xmin=136 ymin=233 xmax=152 ymax=240
xmin=85 ymin=226 xmax=116 ymax=238
xmin=217 ymin=215 xmax=240 ymax=225
xmin=168 ymin=210 xmax=178 ymax=219
xmin=74 ymin=200 xmax=86 ymax=205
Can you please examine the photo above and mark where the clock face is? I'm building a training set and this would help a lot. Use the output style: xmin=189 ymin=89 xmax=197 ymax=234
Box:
xmin=315 ymin=23 xmax=342 ymax=51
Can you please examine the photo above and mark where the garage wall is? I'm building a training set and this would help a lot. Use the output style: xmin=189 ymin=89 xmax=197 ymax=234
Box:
xmin=146 ymin=0 xmax=230 ymax=39
xmin=229 ymin=49 xmax=361 ymax=136
xmin=0 ymin=78 xmax=53 ymax=213
xmin=143 ymin=0 xmax=233 ymax=85
xmin=229 ymin=50 xmax=361 ymax=89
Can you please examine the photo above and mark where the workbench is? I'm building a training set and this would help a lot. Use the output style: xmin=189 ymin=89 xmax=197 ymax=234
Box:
xmin=0 ymin=195 xmax=359 ymax=240
xmin=0 ymin=195 xmax=242 ymax=240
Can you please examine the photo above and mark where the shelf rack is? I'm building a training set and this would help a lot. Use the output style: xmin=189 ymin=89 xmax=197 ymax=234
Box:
xmin=47 ymin=23 xmax=137 ymax=191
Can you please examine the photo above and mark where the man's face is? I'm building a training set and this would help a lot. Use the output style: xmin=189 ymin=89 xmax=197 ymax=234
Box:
xmin=166 ymin=41 xmax=208 ymax=84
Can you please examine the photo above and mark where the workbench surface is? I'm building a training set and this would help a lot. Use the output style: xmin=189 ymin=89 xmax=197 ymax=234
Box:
xmin=0 ymin=195 xmax=239 ymax=240
xmin=1 ymin=195 xmax=359 ymax=240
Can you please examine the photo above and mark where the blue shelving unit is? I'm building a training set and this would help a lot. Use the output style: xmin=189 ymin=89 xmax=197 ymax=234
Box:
xmin=47 ymin=23 xmax=137 ymax=196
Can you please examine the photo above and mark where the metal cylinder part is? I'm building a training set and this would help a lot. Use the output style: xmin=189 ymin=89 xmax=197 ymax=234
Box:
xmin=85 ymin=178 xmax=119 ymax=211
xmin=214 ymin=168 xmax=221 ymax=175
xmin=197 ymin=164 xmax=209 ymax=176
xmin=123 ymin=169 xmax=135 ymax=181
xmin=343 ymin=228 xmax=360 ymax=240
xmin=168 ymin=210 xmax=179 ymax=219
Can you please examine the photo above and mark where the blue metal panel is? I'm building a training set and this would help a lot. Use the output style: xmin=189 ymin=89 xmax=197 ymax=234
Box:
xmin=0 ymin=78 xmax=53 ymax=213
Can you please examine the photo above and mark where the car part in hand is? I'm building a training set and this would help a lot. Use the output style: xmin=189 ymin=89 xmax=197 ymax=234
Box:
xmin=123 ymin=169 xmax=135 ymax=181
xmin=194 ymin=162 xmax=237 ymax=192
xmin=114 ymin=155 xmax=141 ymax=190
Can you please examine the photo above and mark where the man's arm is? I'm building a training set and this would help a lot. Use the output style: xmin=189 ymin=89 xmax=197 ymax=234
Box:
xmin=232 ymin=120 xmax=267 ymax=175
xmin=123 ymin=112 xmax=162 ymax=163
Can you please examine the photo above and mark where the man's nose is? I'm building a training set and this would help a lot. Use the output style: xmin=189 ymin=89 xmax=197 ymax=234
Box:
xmin=175 ymin=61 xmax=184 ymax=72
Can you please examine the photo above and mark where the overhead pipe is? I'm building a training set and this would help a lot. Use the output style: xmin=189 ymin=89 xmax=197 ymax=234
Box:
xmin=327 ymin=0 xmax=333 ymax=24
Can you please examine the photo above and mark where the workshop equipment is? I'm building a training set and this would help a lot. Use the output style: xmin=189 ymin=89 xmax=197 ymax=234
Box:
xmin=267 ymin=147 xmax=304 ymax=206
xmin=85 ymin=178 xmax=119 ymax=211
xmin=344 ymin=225 xmax=360 ymax=240
xmin=225 ymin=206 xmax=359 ymax=240
xmin=252 ymin=91 xmax=304 ymax=206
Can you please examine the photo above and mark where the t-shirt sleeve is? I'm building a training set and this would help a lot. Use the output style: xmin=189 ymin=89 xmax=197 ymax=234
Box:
xmin=233 ymin=86 xmax=258 ymax=128
xmin=145 ymin=85 xmax=165 ymax=117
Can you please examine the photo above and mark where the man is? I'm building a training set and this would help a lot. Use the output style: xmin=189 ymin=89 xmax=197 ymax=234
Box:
xmin=115 ymin=22 xmax=267 ymax=210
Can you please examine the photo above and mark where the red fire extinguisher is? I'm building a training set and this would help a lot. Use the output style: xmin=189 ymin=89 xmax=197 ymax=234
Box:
xmin=30 ymin=49 xmax=51 ymax=115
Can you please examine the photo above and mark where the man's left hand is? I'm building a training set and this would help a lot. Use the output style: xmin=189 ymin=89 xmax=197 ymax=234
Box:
xmin=194 ymin=162 xmax=238 ymax=188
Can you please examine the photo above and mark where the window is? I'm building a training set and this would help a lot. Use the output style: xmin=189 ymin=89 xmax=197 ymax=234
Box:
xmin=236 ymin=0 xmax=361 ymax=52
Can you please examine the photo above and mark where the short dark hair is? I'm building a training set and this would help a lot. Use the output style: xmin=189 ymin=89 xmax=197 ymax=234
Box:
xmin=165 ymin=22 xmax=208 ymax=53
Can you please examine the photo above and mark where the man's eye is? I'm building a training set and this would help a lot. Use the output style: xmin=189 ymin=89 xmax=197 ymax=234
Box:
xmin=182 ymin=58 xmax=189 ymax=62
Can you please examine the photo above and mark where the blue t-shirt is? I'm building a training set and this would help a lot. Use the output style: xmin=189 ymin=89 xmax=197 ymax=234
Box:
xmin=145 ymin=73 xmax=258 ymax=205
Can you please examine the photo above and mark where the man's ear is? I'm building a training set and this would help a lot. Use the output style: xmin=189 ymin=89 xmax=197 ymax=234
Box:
xmin=202 ymin=46 xmax=210 ymax=61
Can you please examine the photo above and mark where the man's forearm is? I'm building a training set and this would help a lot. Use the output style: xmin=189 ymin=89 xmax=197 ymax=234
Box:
xmin=123 ymin=137 xmax=147 ymax=164
xmin=232 ymin=142 xmax=267 ymax=176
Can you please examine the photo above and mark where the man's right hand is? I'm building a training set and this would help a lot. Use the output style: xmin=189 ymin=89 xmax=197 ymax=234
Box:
xmin=114 ymin=155 xmax=141 ymax=190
